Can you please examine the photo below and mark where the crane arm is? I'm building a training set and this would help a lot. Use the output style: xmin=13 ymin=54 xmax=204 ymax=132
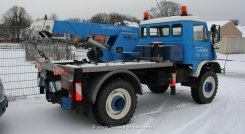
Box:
xmin=30 ymin=20 xmax=139 ymax=39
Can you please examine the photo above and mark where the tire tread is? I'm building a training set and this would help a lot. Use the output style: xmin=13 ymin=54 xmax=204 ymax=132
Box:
xmin=92 ymin=79 xmax=137 ymax=126
xmin=191 ymin=70 xmax=218 ymax=104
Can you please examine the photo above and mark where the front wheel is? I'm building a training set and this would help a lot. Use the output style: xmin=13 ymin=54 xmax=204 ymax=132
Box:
xmin=191 ymin=70 xmax=218 ymax=104
xmin=92 ymin=79 xmax=137 ymax=126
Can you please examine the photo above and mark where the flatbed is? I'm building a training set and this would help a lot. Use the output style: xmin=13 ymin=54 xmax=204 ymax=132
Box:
xmin=50 ymin=61 xmax=174 ymax=73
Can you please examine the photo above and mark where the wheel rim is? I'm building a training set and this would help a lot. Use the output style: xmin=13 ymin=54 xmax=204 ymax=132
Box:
xmin=202 ymin=76 xmax=216 ymax=98
xmin=106 ymin=88 xmax=131 ymax=120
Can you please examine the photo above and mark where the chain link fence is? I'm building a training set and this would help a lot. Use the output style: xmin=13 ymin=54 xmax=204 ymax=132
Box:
xmin=0 ymin=42 xmax=87 ymax=97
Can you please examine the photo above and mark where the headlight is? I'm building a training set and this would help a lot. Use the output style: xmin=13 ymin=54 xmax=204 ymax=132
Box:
xmin=0 ymin=84 xmax=5 ymax=96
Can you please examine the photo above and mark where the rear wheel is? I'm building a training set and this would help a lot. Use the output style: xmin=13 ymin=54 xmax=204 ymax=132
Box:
xmin=191 ymin=70 xmax=218 ymax=104
xmin=92 ymin=79 xmax=137 ymax=126
xmin=148 ymin=85 xmax=169 ymax=93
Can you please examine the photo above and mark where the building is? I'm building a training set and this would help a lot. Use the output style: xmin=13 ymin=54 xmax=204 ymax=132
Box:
xmin=207 ymin=21 xmax=242 ymax=37
xmin=207 ymin=21 xmax=245 ymax=54
xmin=236 ymin=25 xmax=245 ymax=38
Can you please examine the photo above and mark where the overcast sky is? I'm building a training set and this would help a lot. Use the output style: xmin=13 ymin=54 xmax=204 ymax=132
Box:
xmin=0 ymin=0 xmax=244 ymax=25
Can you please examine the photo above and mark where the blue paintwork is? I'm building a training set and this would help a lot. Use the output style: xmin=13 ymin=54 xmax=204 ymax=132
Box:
xmin=139 ymin=20 xmax=216 ymax=71
xmin=52 ymin=20 xmax=139 ymax=61
xmin=101 ymin=32 xmax=139 ymax=61
xmin=53 ymin=21 xmax=139 ymax=38
xmin=61 ymin=97 xmax=72 ymax=109
xmin=111 ymin=96 xmax=125 ymax=112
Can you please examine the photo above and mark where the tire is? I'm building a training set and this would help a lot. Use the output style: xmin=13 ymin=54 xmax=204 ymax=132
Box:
xmin=148 ymin=85 xmax=169 ymax=93
xmin=191 ymin=70 xmax=218 ymax=104
xmin=92 ymin=79 xmax=137 ymax=126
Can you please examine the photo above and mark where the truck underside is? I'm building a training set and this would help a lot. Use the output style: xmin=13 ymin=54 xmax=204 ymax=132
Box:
xmin=37 ymin=59 xmax=219 ymax=112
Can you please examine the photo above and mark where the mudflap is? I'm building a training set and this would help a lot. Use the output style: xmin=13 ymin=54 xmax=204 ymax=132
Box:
xmin=61 ymin=97 xmax=72 ymax=110
xmin=61 ymin=96 xmax=92 ymax=118
xmin=82 ymin=99 xmax=93 ymax=117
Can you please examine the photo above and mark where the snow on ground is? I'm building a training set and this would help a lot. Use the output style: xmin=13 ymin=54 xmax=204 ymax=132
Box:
xmin=1 ymin=53 xmax=245 ymax=134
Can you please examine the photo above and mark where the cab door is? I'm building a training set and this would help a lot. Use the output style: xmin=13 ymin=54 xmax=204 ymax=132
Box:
xmin=193 ymin=24 xmax=212 ymax=60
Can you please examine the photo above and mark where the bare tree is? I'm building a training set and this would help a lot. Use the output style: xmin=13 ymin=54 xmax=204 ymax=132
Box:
xmin=0 ymin=23 xmax=8 ymax=38
xmin=231 ymin=19 xmax=239 ymax=26
xmin=66 ymin=18 xmax=81 ymax=22
xmin=49 ymin=13 xmax=58 ymax=20
xmin=2 ymin=5 xmax=31 ymax=42
xmin=109 ymin=13 xmax=140 ymax=24
xmin=90 ymin=12 xmax=139 ymax=25
xmin=90 ymin=13 xmax=109 ymax=24
xmin=149 ymin=0 xmax=180 ymax=18
xmin=108 ymin=13 xmax=124 ymax=24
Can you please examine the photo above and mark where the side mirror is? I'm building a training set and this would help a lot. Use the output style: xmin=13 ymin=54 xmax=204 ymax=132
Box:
xmin=211 ymin=24 xmax=221 ymax=44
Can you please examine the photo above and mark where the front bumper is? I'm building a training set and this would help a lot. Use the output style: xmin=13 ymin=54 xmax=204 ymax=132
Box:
xmin=0 ymin=96 xmax=8 ymax=117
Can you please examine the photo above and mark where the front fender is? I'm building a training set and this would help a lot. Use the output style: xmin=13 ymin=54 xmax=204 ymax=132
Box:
xmin=192 ymin=61 xmax=221 ymax=77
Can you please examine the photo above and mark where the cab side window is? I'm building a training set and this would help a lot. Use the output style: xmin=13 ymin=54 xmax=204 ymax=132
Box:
xmin=162 ymin=26 xmax=170 ymax=37
xmin=193 ymin=25 xmax=208 ymax=41
xmin=149 ymin=26 xmax=170 ymax=37
xmin=172 ymin=24 xmax=182 ymax=36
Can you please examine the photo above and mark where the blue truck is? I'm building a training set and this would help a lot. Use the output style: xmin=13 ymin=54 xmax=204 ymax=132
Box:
xmin=30 ymin=9 xmax=221 ymax=126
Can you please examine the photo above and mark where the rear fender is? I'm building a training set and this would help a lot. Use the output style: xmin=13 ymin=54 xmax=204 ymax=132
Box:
xmin=87 ymin=70 xmax=142 ymax=104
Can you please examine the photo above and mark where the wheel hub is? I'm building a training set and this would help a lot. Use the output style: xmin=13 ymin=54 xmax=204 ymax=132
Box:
xmin=111 ymin=96 xmax=125 ymax=111
xmin=204 ymin=82 xmax=213 ymax=92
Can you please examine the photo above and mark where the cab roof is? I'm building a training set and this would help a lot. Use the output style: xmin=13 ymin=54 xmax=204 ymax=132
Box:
xmin=140 ymin=16 xmax=205 ymax=25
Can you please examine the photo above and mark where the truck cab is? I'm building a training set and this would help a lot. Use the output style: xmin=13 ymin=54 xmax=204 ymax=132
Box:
xmin=138 ymin=16 xmax=219 ymax=72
